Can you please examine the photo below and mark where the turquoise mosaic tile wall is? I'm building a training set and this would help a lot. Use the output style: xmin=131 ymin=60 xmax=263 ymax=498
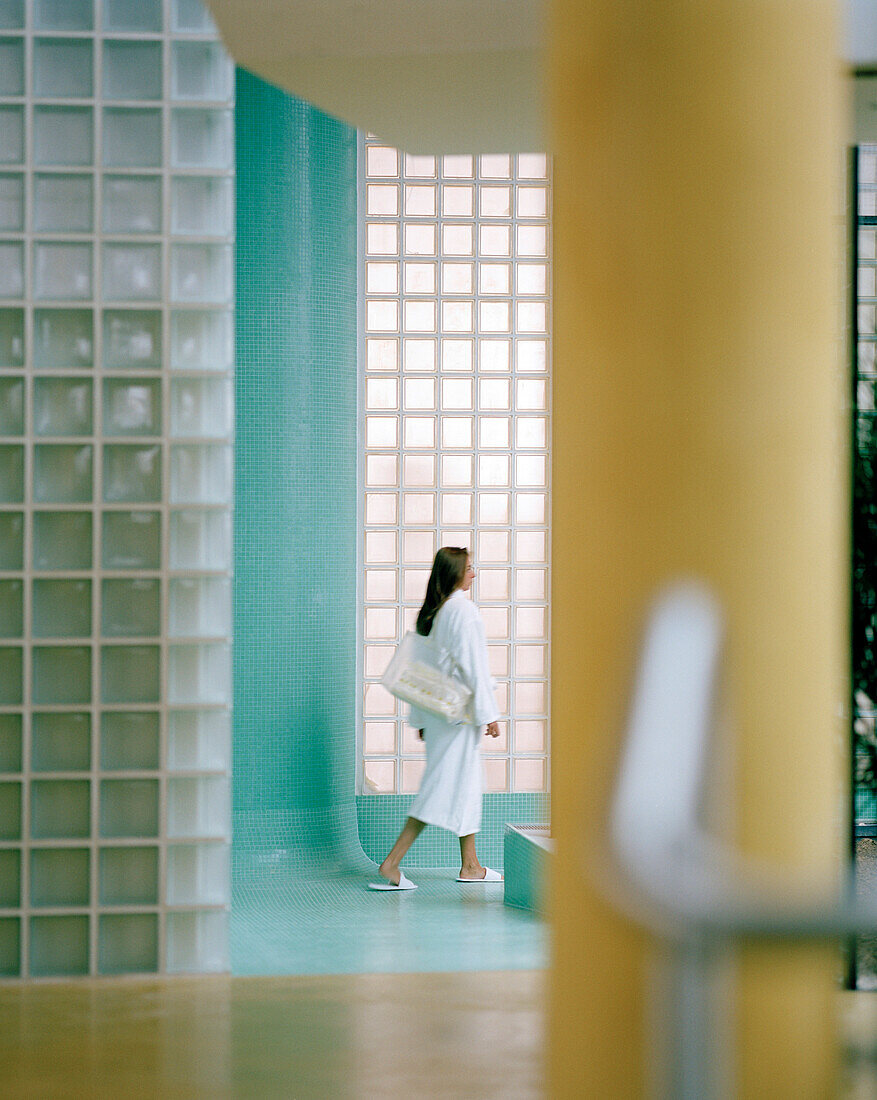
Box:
xmin=357 ymin=794 xmax=549 ymax=870
xmin=233 ymin=70 xmax=368 ymax=872
xmin=233 ymin=69 xmax=549 ymax=878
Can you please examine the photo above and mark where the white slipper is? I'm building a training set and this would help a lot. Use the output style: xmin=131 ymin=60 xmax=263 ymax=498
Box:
xmin=456 ymin=867 xmax=503 ymax=883
xmin=368 ymin=870 xmax=418 ymax=891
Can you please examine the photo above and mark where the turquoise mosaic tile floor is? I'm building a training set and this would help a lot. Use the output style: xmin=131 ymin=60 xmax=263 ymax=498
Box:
xmin=231 ymin=863 xmax=548 ymax=977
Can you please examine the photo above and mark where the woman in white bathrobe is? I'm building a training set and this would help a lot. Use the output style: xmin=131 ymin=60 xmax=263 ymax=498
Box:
xmin=369 ymin=547 xmax=501 ymax=891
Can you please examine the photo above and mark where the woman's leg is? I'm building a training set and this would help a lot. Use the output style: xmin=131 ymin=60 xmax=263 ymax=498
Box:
xmin=458 ymin=833 xmax=486 ymax=880
xmin=377 ymin=817 xmax=425 ymax=883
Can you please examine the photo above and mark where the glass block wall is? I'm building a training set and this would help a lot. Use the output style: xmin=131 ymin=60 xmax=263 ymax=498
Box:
xmin=0 ymin=0 xmax=234 ymax=979
xmin=359 ymin=139 xmax=551 ymax=798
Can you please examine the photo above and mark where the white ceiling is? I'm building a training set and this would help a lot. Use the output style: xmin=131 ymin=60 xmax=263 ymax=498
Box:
xmin=205 ymin=0 xmax=876 ymax=150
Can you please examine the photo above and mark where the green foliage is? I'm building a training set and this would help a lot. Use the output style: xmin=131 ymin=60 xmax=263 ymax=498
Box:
xmin=854 ymin=399 xmax=877 ymax=795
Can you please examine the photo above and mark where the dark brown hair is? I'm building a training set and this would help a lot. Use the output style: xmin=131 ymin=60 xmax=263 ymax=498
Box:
xmin=416 ymin=547 xmax=469 ymax=636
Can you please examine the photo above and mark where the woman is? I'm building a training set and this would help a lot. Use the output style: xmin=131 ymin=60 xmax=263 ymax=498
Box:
xmin=369 ymin=546 xmax=502 ymax=891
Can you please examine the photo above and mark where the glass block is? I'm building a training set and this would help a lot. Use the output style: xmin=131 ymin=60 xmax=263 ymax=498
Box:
xmin=29 ymin=915 xmax=88 ymax=976
xmin=166 ymin=910 xmax=226 ymax=974
xmin=171 ymin=109 xmax=233 ymax=169
xmin=171 ymin=0 xmax=218 ymax=33
xmin=0 ymin=377 xmax=22 ymax=434
xmin=365 ymin=493 xmax=397 ymax=525
xmin=171 ymin=175 xmax=232 ymax=236
xmin=32 ymin=645 xmax=91 ymax=703
xmin=33 ymin=511 xmax=91 ymax=570
xmin=514 ymin=757 xmax=546 ymax=792
xmin=167 ymin=843 xmax=228 ymax=905
xmin=0 ymin=242 xmax=23 ymax=298
xmin=0 ymin=1 xmax=23 ymax=29
xmin=168 ymin=710 xmax=230 ymax=771
xmin=33 ymin=444 xmax=93 ymax=503
xmin=364 ymin=607 xmax=397 ymax=642
xmin=26 ymin=550 xmax=81 ymax=628
xmin=99 ymin=913 xmax=159 ymax=973
xmin=0 ymin=307 xmax=23 ymax=365
xmin=365 ymin=454 xmax=398 ymax=487
xmin=103 ymin=41 xmax=162 ymax=101
xmin=32 ymin=712 xmax=90 ymax=772
xmin=477 ymin=569 xmax=510 ymax=601
xmin=0 ymin=647 xmax=21 ymax=704
xmin=366 ymin=145 xmax=398 ymax=176
xmin=167 ymin=643 xmax=230 ymax=704
xmin=102 ymin=108 xmax=162 ymax=168
xmin=103 ymin=444 xmax=161 ymax=502
xmin=172 ymin=42 xmax=231 ymax=101
xmin=517 ymin=152 xmax=548 ymax=178
xmin=102 ymin=176 xmax=162 ymax=234
xmin=170 ymin=309 xmax=232 ymax=370
xmin=33 ymin=38 xmax=93 ymax=98
xmin=169 ymin=577 xmax=230 ymax=638
xmin=33 ymin=106 xmax=92 ymax=166
xmin=101 ymin=645 xmax=159 ymax=704
xmin=100 ymin=778 xmax=158 ymax=837
xmin=480 ymin=185 xmax=511 ymax=217
xmin=515 ymin=454 xmax=547 ymax=487
xmin=514 ymin=605 xmax=545 ymax=636
xmin=514 ymin=681 xmax=545 ymax=714
xmin=0 ymin=779 xmax=21 ymax=836
xmin=102 ymin=510 xmax=160 ymax=569
xmin=0 ymin=173 xmax=23 ymax=231
xmin=169 ymin=509 xmax=230 ymax=570
xmin=364 ymin=721 xmax=395 ymax=755
xmin=102 ymin=243 xmax=161 ymax=302
xmin=102 ymin=579 xmax=159 ymax=637
xmin=401 ymin=758 xmax=425 ymax=794
xmin=366 ymin=223 xmax=398 ymax=255
xmin=33 ymin=173 xmax=93 ymax=233
xmin=0 ymin=578 xmax=22 ymax=636
xmin=31 ymin=778 xmax=89 ymax=838
xmin=101 ymin=711 xmax=159 ymax=771
xmin=0 ymin=37 xmax=22 ymax=96
xmin=170 ymin=378 xmax=231 ymax=439
xmin=33 ymin=309 xmax=93 ymax=368
xmin=30 ymin=847 xmax=89 ymax=907
xmin=170 ymin=445 xmax=232 ymax=504
xmin=167 ymin=776 xmax=229 ymax=838
xmin=515 ymin=570 xmax=546 ymax=601
xmin=104 ymin=0 xmax=162 ymax=31
xmin=484 ymin=758 xmax=508 ymax=792
xmin=517 ymin=225 xmax=548 ymax=257
xmin=515 ymin=719 xmax=546 ymax=753
xmin=102 ymin=309 xmax=161 ymax=370
xmin=33 ymin=378 xmax=93 ymax=436
xmin=99 ymin=847 xmax=159 ymax=906
xmin=363 ymin=759 xmax=395 ymax=794
xmin=34 ymin=243 xmax=92 ymax=300
xmin=0 ymin=445 xmax=23 ymax=502
xmin=0 ymin=713 xmax=21 ymax=772
xmin=367 ymin=184 xmax=398 ymax=216
xmin=0 ymin=848 xmax=19 ymax=906
xmin=405 ymin=154 xmax=436 ymax=178
xmin=103 ymin=379 xmax=161 ymax=436
xmin=34 ymin=0 xmax=92 ymax=30
xmin=0 ymin=110 xmax=22 ymax=177
xmin=480 ymin=153 xmax=511 ymax=178
xmin=171 ymin=244 xmax=232 ymax=303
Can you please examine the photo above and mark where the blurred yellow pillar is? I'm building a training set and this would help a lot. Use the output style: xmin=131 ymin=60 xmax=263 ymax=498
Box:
xmin=548 ymin=3 xmax=846 ymax=1097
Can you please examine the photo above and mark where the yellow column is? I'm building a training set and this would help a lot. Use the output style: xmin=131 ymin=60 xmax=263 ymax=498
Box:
xmin=549 ymin=3 xmax=845 ymax=1097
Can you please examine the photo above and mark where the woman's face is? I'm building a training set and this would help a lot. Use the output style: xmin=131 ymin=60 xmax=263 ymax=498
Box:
xmin=459 ymin=558 xmax=476 ymax=592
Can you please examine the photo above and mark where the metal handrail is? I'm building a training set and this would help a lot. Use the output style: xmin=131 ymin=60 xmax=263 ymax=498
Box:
xmin=605 ymin=581 xmax=877 ymax=1097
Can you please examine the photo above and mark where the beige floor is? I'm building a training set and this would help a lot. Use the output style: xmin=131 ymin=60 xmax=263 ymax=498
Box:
xmin=0 ymin=970 xmax=545 ymax=1099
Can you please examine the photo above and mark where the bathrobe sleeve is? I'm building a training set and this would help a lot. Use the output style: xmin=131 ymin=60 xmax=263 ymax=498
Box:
xmin=443 ymin=599 xmax=499 ymax=728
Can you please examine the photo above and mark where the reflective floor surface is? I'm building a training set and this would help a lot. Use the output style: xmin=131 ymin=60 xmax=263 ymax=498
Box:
xmin=231 ymin=865 xmax=548 ymax=976
xmin=0 ymin=969 xmax=545 ymax=1099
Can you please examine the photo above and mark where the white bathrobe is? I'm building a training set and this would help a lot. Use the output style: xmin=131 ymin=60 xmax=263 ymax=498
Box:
xmin=406 ymin=589 xmax=499 ymax=837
